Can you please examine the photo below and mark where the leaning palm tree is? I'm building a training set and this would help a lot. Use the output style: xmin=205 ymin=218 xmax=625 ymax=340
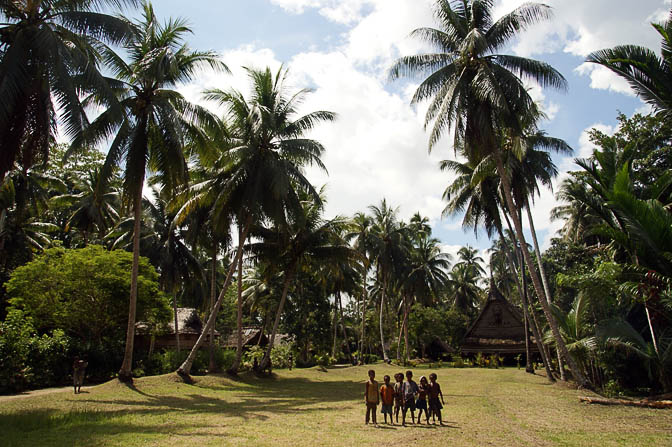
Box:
xmin=390 ymin=0 xmax=589 ymax=386
xmin=587 ymin=9 xmax=672 ymax=120
xmin=70 ymin=2 xmax=225 ymax=382
xmin=176 ymin=66 xmax=334 ymax=377
xmin=0 ymin=0 xmax=137 ymax=181
xmin=249 ymin=195 xmax=358 ymax=371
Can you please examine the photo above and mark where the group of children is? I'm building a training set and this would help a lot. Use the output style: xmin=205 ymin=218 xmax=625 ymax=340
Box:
xmin=365 ymin=369 xmax=445 ymax=426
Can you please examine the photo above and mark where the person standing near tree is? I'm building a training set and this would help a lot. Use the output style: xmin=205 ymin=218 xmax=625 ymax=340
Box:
xmin=364 ymin=369 xmax=379 ymax=424
xmin=401 ymin=370 xmax=419 ymax=425
xmin=72 ymin=356 xmax=88 ymax=394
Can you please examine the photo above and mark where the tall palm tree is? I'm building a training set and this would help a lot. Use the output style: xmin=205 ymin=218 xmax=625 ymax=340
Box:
xmin=347 ymin=212 xmax=375 ymax=363
xmin=0 ymin=0 xmax=137 ymax=181
xmin=70 ymin=2 xmax=225 ymax=381
xmin=176 ymin=66 xmax=334 ymax=377
xmin=368 ymin=199 xmax=408 ymax=363
xmin=587 ymin=9 xmax=672 ymax=120
xmin=401 ymin=234 xmax=451 ymax=362
xmin=446 ymin=262 xmax=482 ymax=314
xmin=390 ymin=0 xmax=589 ymax=386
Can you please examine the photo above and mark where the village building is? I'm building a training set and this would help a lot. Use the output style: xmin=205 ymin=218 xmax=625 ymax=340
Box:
xmin=460 ymin=285 xmax=537 ymax=356
xmin=136 ymin=307 xmax=219 ymax=351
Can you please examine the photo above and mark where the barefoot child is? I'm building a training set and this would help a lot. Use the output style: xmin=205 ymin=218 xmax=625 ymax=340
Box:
xmin=416 ymin=376 xmax=430 ymax=424
xmin=72 ymin=356 xmax=88 ymax=394
xmin=401 ymin=370 xmax=419 ymax=425
xmin=428 ymin=372 xmax=445 ymax=425
xmin=379 ymin=375 xmax=395 ymax=425
xmin=393 ymin=373 xmax=404 ymax=423
xmin=365 ymin=369 xmax=379 ymax=424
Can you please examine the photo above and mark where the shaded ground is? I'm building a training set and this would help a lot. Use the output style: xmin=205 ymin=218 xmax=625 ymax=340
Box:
xmin=0 ymin=364 xmax=670 ymax=447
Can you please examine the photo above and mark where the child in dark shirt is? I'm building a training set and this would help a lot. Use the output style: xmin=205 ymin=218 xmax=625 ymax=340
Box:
xmin=428 ymin=372 xmax=445 ymax=425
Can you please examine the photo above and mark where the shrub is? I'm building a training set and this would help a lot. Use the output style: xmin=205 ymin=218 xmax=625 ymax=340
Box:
xmin=475 ymin=352 xmax=485 ymax=368
xmin=452 ymin=357 xmax=466 ymax=368
xmin=270 ymin=344 xmax=294 ymax=369
xmin=0 ymin=310 xmax=74 ymax=393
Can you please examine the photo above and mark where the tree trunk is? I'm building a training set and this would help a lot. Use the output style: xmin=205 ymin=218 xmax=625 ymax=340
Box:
xmin=359 ymin=285 xmax=368 ymax=365
xmin=403 ymin=298 xmax=410 ymax=363
xmin=523 ymin=311 xmax=533 ymax=373
xmin=494 ymin=151 xmax=589 ymax=387
xmin=173 ymin=295 xmax=181 ymax=353
xmin=177 ymin=219 xmax=251 ymax=379
xmin=337 ymin=291 xmax=353 ymax=364
xmin=231 ymin=225 xmax=246 ymax=374
xmin=396 ymin=295 xmax=405 ymax=363
xmin=208 ymin=242 xmax=217 ymax=372
xmin=379 ymin=270 xmax=390 ymax=363
xmin=331 ymin=295 xmax=339 ymax=358
xmin=498 ymin=225 xmax=554 ymax=380
xmin=645 ymin=303 xmax=660 ymax=356
xmin=259 ymin=267 xmax=295 ymax=371
xmin=525 ymin=200 xmax=566 ymax=381
xmin=118 ymin=182 xmax=144 ymax=382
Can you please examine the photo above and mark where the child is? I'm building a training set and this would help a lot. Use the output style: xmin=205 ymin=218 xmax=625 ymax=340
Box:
xmin=416 ymin=376 xmax=430 ymax=424
xmin=364 ymin=369 xmax=379 ymax=424
xmin=428 ymin=372 xmax=445 ymax=425
xmin=72 ymin=356 xmax=88 ymax=394
xmin=379 ymin=375 xmax=395 ymax=425
xmin=401 ymin=370 xmax=419 ymax=425
xmin=393 ymin=372 xmax=404 ymax=423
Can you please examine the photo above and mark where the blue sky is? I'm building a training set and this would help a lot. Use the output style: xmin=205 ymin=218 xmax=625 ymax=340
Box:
xmin=141 ymin=0 xmax=664 ymax=263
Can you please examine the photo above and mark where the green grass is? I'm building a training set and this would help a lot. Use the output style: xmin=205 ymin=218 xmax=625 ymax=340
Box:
xmin=1 ymin=364 xmax=671 ymax=447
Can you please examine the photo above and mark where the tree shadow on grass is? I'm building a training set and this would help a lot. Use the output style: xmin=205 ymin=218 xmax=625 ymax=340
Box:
xmin=0 ymin=374 xmax=368 ymax=445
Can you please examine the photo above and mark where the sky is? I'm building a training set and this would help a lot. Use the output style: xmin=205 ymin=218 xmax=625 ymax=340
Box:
xmin=134 ymin=0 xmax=668 ymax=264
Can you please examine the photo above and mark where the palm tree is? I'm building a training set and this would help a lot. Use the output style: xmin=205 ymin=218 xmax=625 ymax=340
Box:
xmin=347 ymin=212 xmax=375 ymax=363
xmin=176 ymin=66 xmax=334 ymax=377
xmin=0 ymin=0 xmax=137 ymax=181
xmin=587 ymin=9 xmax=672 ymax=120
xmin=55 ymin=167 xmax=120 ymax=244
xmin=390 ymin=0 xmax=589 ymax=386
xmin=70 ymin=2 xmax=225 ymax=382
xmin=248 ymin=194 xmax=358 ymax=371
xmin=368 ymin=199 xmax=408 ymax=363
xmin=401 ymin=234 xmax=451 ymax=362
xmin=446 ymin=263 xmax=482 ymax=315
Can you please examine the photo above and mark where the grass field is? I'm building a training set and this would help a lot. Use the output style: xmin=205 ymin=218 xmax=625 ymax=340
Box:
xmin=1 ymin=364 xmax=670 ymax=447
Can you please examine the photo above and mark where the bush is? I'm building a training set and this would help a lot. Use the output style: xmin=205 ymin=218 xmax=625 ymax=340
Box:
xmin=0 ymin=310 xmax=74 ymax=393
xmin=270 ymin=344 xmax=294 ymax=369
xmin=314 ymin=353 xmax=336 ymax=367
xmin=452 ymin=357 xmax=466 ymax=368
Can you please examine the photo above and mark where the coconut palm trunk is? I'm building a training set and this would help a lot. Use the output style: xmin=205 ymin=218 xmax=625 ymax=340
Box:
xmin=359 ymin=286 xmax=368 ymax=365
xmin=338 ymin=292 xmax=354 ymax=364
xmin=396 ymin=295 xmax=406 ymax=363
xmin=379 ymin=270 xmax=390 ymax=363
xmin=403 ymin=300 xmax=410 ymax=363
xmin=118 ymin=177 xmax=145 ymax=382
xmin=173 ymin=296 xmax=181 ymax=353
xmin=494 ymin=151 xmax=589 ymax=387
xmin=259 ymin=267 xmax=295 ymax=371
xmin=525 ymin=199 xmax=567 ymax=380
xmin=332 ymin=296 xmax=339 ymax=358
xmin=498 ymin=227 xmax=554 ymax=380
xmin=208 ymin=243 xmax=217 ymax=372
xmin=231 ymin=224 xmax=247 ymax=373
xmin=178 ymin=220 xmax=251 ymax=379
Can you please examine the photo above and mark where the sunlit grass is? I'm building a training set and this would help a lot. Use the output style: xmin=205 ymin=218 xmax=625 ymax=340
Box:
xmin=1 ymin=364 xmax=670 ymax=446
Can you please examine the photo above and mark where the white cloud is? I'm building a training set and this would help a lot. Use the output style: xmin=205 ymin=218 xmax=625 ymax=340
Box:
xmin=269 ymin=0 xmax=375 ymax=24
xmin=494 ymin=0 xmax=668 ymax=96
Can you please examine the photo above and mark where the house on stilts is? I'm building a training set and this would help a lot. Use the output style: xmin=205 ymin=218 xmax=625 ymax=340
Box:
xmin=460 ymin=285 xmax=538 ymax=356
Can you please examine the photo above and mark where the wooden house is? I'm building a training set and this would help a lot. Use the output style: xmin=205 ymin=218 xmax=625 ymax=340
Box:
xmin=136 ymin=307 xmax=219 ymax=351
xmin=222 ymin=327 xmax=291 ymax=350
xmin=460 ymin=285 xmax=537 ymax=356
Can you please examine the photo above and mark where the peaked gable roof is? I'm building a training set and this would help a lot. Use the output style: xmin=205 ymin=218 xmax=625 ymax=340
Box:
xmin=461 ymin=285 xmax=536 ymax=354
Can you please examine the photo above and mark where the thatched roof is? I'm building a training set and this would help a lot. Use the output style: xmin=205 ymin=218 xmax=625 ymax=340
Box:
xmin=460 ymin=285 xmax=537 ymax=355
xmin=222 ymin=327 xmax=291 ymax=348
xmin=136 ymin=308 xmax=219 ymax=336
